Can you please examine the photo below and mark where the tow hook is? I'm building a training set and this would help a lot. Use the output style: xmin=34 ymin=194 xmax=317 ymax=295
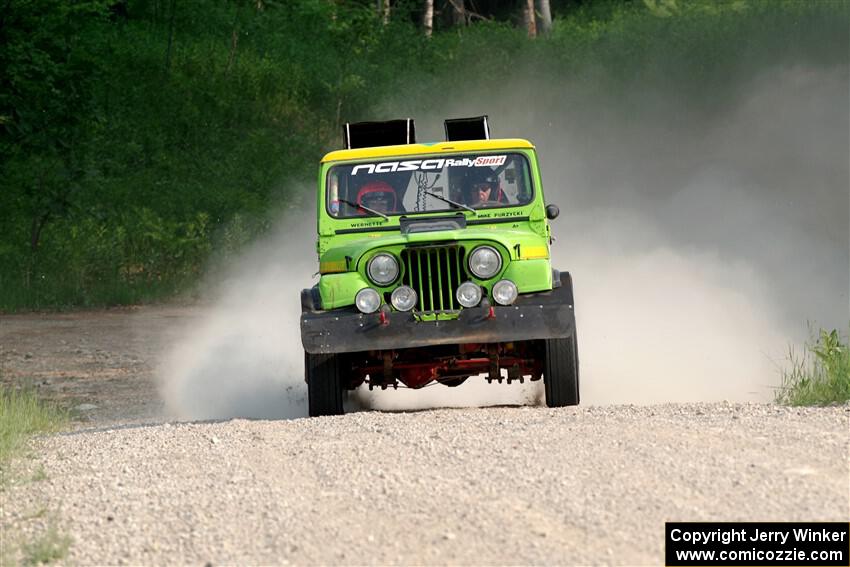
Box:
xmin=378 ymin=304 xmax=391 ymax=326
xmin=481 ymin=298 xmax=496 ymax=320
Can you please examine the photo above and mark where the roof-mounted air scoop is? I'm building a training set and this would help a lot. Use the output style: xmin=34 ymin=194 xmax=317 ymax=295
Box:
xmin=343 ymin=119 xmax=415 ymax=150
xmin=444 ymin=115 xmax=490 ymax=142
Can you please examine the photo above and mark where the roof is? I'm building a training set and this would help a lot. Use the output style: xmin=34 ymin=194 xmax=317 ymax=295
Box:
xmin=320 ymin=138 xmax=535 ymax=163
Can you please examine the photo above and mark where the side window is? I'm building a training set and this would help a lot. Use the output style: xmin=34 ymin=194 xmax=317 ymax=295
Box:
xmin=491 ymin=155 xmax=531 ymax=205
xmin=327 ymin=170 xmax=342 ymax=217
xmin=516 ymin=156 xmax=533 ymax=204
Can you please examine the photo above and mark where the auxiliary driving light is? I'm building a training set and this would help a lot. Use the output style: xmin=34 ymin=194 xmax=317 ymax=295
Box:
xmin=492 ymin=279 xmax=518 ymax=306
xmin=468 ymin=245 xmax=502 ymax=279
xmin=390 ymin=286 xmax=418 ymax=311
xmin=367 ymin=253 xmax=399 ymax=285
xmin=355 ymin=288 xmax=381 ymax=314
xmin=456 ymin=281 xmax=483 ymax=308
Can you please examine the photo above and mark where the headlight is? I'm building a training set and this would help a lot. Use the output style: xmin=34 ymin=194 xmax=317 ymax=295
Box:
xmin=355 ymin=288 xmax=381 ymax=314
xmin=367 ymin=253 xmax=399 ymax=285
xmin=390 ymin=286 xmax=418 ymax=311
xmin=456 ymin=281 xmax=482 ymax=308
xmin=492 ymin=279 xmax=518 ymax=305
xmin=468 ymin=246 xmax=502 ymax=279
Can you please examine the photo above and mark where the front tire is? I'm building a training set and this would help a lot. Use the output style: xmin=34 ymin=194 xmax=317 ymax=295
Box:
xmin=543 ymin=334 xmax=580 ymax=407
xmin=306 ymin=351 xmax=345 ymax=417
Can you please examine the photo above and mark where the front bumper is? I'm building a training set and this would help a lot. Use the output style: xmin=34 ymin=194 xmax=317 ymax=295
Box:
xmin=300 ymin=284 xmax=575 ymax=354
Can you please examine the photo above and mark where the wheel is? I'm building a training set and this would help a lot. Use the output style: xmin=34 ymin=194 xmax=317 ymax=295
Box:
xmin=305 ymin=351 xmax=345 ymax=416
xmin=543 ymin=333 xmax=580 ymax=407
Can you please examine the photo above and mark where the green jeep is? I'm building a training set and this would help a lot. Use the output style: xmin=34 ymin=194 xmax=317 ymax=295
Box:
xmin=300 ymin=117 xmax=579 ymax=416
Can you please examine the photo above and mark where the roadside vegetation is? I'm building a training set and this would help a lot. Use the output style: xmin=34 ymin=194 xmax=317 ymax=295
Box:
xmin=1 ymin=0 xmax=847 ymax=311
xmin=0 ymin=387 xmax=68 ymax=478
xmin=19 ymin=524 xmax=72 ymax=566
xmin=775 ymin=328 xmax=850 ymax=406
xmin=0 ymin=385 xmax=71 ymax=565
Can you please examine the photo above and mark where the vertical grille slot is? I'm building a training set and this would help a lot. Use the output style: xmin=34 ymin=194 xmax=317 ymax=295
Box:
xmin=401 ymin=246 xmax=465 ymax=313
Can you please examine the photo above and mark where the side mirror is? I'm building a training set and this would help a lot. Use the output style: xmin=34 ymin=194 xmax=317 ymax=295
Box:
xmin=545 ymin=204 xmax=560 ymax=220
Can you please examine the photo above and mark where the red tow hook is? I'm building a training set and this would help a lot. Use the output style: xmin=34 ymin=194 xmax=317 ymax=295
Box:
xmin=378 ymin=305 xmax=391 ymax=326
xmin=481 ymin=299 xmax=496 ymax=320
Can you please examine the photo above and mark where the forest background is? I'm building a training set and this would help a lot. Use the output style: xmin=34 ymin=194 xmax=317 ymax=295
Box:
xmin=0 ymin=0 xmax=847 ymax=310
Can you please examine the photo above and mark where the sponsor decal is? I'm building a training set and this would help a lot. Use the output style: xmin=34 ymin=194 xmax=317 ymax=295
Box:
xmin=351 ymin=155 xmax=507 ymax=175
xmin=473 ymin=155 xmax=507 ymax=167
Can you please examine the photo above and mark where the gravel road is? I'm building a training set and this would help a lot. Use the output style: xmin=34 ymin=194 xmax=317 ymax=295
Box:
xmin=0 ymin=306 xmax=199 ymax=425
xmin=2 ymin=307 xmax=848 ymax=565
xmin=4 ymin=403 xmax=848 ymax=565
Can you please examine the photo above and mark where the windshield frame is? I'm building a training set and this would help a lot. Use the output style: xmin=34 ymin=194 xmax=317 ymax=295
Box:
xmin=323 ymin=151 xmax=535 ymax=220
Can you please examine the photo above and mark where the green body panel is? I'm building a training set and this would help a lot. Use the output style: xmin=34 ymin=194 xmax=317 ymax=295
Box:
xmin=501 ymin=259 xmax=552 ymax=293
xmin=318 ymin=272 xmax=370 ymax=310
xmin=313 ymin=145 xmax=555 ymax=312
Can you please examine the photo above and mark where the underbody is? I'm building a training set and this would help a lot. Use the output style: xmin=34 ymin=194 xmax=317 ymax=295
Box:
xmin=344 ymin=339 xmax=545 ymax=390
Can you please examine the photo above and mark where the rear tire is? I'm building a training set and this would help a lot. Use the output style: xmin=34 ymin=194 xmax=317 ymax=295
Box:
xmin=306 ymin=351 xmax=345 ymax=417
xmin=543 ymin=334 xmax=580 ymax=407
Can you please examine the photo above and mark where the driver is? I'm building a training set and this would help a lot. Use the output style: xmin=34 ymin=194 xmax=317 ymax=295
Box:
xmin=466 ymin=180 xmax=504 ymax=206
xmin=356 ymin=181 xmax=397 ymax=214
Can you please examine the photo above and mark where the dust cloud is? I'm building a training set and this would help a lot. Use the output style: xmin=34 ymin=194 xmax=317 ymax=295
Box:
xmin=157 ymin=211 xmax=315 ymax=421
xmin=160 ymin=47 xmax=848 ymax=419
xmin=394 ymin=63 xmax=849 ymax=405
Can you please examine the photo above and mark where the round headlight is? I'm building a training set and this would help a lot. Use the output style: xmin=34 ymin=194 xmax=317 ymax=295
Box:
xmin=492 ymin=279 xmax=518 ymax=306
xmin=456 ymin=281 xmax=482 ymax=308
xmin=468 ymin=246 xmax=502 ymax=279
xmin=367 ymin=253 xmax=399 ymax=285
xmin=390 ymin=286 xmax=418 ymax=312
xmin=355 ymin=288 xmax=381 ymax=314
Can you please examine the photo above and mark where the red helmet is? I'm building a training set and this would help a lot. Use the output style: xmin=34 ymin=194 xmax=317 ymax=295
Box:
xmin=356 ymin=181 xmax=397 ymax=213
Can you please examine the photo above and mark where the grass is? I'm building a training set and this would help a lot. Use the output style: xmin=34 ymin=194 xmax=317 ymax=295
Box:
xmin=0 ymin=387 xmax=71 ymax=565
xmin=0 ymin=386 xmax=68 ymax=480
xmin=20 ymin=525 xmax=72 ymax=566
xmin=775 ymin=328 xmax=850 ymax=406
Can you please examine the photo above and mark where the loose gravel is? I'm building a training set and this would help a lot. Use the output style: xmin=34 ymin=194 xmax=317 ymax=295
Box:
xmin=3 ymin=403 xmax=848 ymax=565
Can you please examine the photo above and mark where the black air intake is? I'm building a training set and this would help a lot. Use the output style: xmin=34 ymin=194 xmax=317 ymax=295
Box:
xmin=343 ymin=119 xmax=415 ymax=149
xmin=401 ymin=245 xmax=467 ymax=313
xmin=444 ymin=116 xmax=490 ymax=142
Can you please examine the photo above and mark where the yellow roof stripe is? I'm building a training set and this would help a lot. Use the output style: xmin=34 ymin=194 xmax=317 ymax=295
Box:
xmin=321 ymin=138 xmax=535 ymax=163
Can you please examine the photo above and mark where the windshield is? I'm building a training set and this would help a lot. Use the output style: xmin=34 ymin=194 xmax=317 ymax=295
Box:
xmin=326 ymin=152 xmax=534 ymax=218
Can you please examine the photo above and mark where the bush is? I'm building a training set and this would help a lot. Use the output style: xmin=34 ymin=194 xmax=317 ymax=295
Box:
xmin=0 ymin=0 xmax=846 ymax=310
xmin=0 ymin=208 xmax=212 ymax=310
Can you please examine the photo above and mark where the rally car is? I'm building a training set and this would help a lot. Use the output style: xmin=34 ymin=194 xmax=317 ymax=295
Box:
xmin=300 ymin=116 xmax=578 ymax=416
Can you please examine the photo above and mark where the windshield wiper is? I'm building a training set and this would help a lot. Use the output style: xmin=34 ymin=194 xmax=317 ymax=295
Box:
xmin=423 ymin=190 xmax=477 ymax=215
xmin=338 ymin=198 xmax=389 ymax=220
